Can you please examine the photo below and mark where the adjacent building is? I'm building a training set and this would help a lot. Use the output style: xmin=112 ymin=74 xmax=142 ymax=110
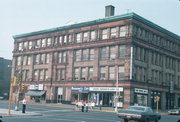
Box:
xmin=0 ymin=57 xmax=12 ymax=99
xmin=12 ymin=6 xmax=180 ymax=110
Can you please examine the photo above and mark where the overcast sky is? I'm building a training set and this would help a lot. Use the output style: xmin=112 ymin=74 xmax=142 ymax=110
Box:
xmin=0 ymin=0 xmax=179 ymax=60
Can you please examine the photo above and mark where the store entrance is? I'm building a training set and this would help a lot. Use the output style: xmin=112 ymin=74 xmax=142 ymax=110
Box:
xmin=99 ymin=93 xmax=113 ymax=107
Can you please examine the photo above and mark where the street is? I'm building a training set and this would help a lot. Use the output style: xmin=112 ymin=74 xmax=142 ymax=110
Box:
xmin=0 ymin=100 xmax=180 ymax=122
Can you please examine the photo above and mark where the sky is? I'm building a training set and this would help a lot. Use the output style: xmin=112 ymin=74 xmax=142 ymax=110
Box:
xmin=0 ymin=0 xmax=179 ymax=60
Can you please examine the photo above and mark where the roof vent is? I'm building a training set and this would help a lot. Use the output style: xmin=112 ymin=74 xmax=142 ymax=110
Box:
xmin=105 ymin=5 xmax=115 ymax=17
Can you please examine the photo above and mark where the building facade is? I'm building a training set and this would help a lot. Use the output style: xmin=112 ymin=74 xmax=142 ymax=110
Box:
xmin=0 ymin=57 xmax=12 ymax=99
xmin=12 ymin=6 xmax=180 ymax=109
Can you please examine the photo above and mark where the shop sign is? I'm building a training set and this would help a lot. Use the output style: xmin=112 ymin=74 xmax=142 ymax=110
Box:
xmin=135 ymin=88 xmax=148 ymax=94
xmin=58 ymin=87 xmax=63 ymax=95
xmin=72 ymin=86 xmax=89 ymax=93
xmin=89 ymin=87 xmax=123 ymax=92
xmin=29 ymin=84 xmax=44 ymax=90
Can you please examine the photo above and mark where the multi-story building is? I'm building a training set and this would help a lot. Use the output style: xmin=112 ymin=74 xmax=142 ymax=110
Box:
xmin=12 ymin=6 xmax=180 ymax=109
xmin=0 ymin=57 xmax=12 ymax=99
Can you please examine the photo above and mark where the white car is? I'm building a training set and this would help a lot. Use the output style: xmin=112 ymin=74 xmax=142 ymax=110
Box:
xmin=168 ymin=108 xmax=180 ymax=115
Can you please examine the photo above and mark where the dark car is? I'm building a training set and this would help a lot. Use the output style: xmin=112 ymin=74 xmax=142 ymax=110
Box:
xmin=168 ymin=108 xmax=180 ymax=115
xmin=117 ymin=106 xmax=161 ymax=122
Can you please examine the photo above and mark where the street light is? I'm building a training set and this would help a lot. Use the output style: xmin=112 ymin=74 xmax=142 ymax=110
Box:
xmin=115 ymin=66 xmax=119 ymax=112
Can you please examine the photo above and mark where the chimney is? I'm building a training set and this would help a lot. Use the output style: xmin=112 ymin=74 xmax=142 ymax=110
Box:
xmin=105 ymin=5 xmax=115 ymax=17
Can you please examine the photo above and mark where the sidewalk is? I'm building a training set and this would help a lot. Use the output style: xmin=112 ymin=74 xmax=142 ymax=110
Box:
xmin=0 ymin=108 xmax=42 ymax=117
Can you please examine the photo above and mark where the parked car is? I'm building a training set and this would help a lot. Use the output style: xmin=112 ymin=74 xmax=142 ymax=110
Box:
xmin=168 ymin=108 xmax=180 ymax=115
xmin=117 ymin=106 xmax=161 ymax=122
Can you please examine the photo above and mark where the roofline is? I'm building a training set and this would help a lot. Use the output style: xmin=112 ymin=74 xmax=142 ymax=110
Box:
xmin=13 ymin=12 xmax=180 ymax=40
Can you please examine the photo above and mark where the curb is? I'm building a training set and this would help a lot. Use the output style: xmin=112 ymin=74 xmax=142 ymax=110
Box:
xmin=2 ymin=113 xmax=43 ymax=118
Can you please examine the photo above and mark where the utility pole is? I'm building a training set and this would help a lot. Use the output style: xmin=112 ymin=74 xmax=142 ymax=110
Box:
xmin=115 ymin=66 xmax=119 ymax=112
xmin=8 ymin=76 xmax=17 ymax=115
xmin=156 ymin=96 xmax=160 ymax=113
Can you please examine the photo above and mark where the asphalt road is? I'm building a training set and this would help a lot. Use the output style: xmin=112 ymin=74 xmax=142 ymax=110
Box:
xmin=0 ymin=100 xmax=180 ymax=122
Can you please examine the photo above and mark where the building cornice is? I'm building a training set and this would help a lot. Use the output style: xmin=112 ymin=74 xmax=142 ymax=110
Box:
xmin=13 ymin=12 xmax=180 ymax=40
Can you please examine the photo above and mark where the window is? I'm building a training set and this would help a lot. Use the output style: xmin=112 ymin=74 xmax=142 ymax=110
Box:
xmin=83 ymin=32 xmax=88 ymax=42
xmin=62 ymin=52 xmax=66 ymax=63
xmin=42 ymin=38 xmax=46 ymax=47
xmin=58 ymin=52 xmax=66 ymax=63
xmin=23 ymin=42 xmax=28 ymax=50
xmin=76 ymin=33 xmax=81 ymax=43
xmin=89 ymin=49 xmax=94 ymax=60
xmin=28 ymin=41 xmax=32 ymax=49
xmin=56 ymin=69 xmax=65 ymax=81
xmin=35 ymin=39 xmax=41 ymax=48
xmin=45 ymin=69 xmax=48 ymax=80
xmin=110 ymin=27 xmax=117 ymax=38
xmin=90 ymin=31 xmax=95 ymax=41
xmin=61 ymin=69 xmax=65 ymax=80
xmin=63 ymin=35 xmax=67 ymax=44
xmin=82 ymin=49 xmax=88 ymax=61
xmin=68 ymin=35 xmax=72 ymax=43
xmin=74 ymin=68 xmax=79 ymax=80
xmin=47 ymin=38 xmax=51 ymax=46
xmin=109 ymin=46 xmax=116 ymax=60
xmin=27 ymin=56 xmax=31 ymax=65
xmin=100 ymin=67 xmax=106 ymax=80
xmin=35 ymin=54 xmax=40 ymax=64
xmin=100 ymin=47 xmax=107 ymax=60
xmin=56 ymin=69 xmax=61 ymax=81
xmin=119 ymin=26 xmax=128 ymax=37
xmin=33 ymin=70 xmax=38 ymax=81
xmin=17 ymin=56 xmax=21 ymax=66
xmin=54 ymin=36 xmax=58 ymax=45
xmin=109 ymin=66 xmax=115 ymax=80
xmin=119 ymin=45 xmax=126 ymax=58
xmin=75 ymin=50 xmax=81 ymax=61
xmin=102 ymin=29 xmax=108 ymax=39
xmin=118 ymin=66 xmax=125 ymax=79
xmin=81 ymin=68 xmax=86 ymax=80
xmin=59 ymin=36 xmax=63 ymax=45
xmin=88 ymin=67 xmax=93 ymax=80
xmin=39 ymin=69 xmax=44 ymax=81
xmin=46 ymin=54 xmax=50 ymax=64
xmin=40 ymin=54 xmax=45 ymax=64
xmin=22 ymin=56 xmax=27 ymax=65
xmin=18 ymin=43 xmax=23 ymax=51
xmin=58 ymin=52 xmax=62 ymax=63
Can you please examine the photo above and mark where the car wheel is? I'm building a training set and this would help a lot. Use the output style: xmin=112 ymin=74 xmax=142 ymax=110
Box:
xmin=155 ymin=119 xmax=158 ymax=122
xmin=124 ymin=119 xmax=128 ymax=122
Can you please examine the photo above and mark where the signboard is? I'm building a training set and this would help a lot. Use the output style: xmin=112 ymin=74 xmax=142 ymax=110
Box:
xmin=72 ymin=86 xmax=89 ymax=93
xmin=135 ymin=88 xmax=148 ymax=94
xmin=89 ymin=87 xmax=123 ymax=92
xmin=58 ymin=87 xmax=63 ymax=95
xmin=29 ymin=84 xmax=44 ymax=90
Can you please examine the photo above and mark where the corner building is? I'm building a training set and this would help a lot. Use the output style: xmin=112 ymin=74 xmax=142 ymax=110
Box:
xmin=12 ymin=6 xmax=180 ymax=110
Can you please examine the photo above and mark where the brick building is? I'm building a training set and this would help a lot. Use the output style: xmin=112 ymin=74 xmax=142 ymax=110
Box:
xmin=12 ymin=6 xmax=180 ymax=109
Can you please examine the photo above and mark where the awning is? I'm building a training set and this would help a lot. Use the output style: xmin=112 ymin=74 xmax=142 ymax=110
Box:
xmin=25 ymin=90 xmax=46 ymax=97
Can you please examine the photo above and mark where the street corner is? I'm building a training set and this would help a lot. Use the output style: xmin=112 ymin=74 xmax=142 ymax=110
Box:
xmin=0 ymin=109 xmax=43 ymax=118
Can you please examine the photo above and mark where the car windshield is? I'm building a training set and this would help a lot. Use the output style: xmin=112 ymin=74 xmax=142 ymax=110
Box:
xmin=127 ymin=106 xmax=145 ymax=111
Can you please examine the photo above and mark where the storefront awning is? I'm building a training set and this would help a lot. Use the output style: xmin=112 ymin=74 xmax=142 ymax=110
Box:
xmin=25 ymin=90 xmax=46 ymax=97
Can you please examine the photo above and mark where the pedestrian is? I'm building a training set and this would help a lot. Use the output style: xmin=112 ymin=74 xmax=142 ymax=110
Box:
xmin=81 ymin=104 xmax=84 ymax=112
xmin=22 ymin=98 xmax=26 ymax=113
xmin=85 ymin=103 xmax=88 ymax=112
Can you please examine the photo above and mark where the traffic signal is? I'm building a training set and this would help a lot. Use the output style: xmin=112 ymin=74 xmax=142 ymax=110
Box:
xmin=12 ymin=76 xmax=17 ymax=86
xmin=21 ymin=84 xmax=25 ymax=91
xmin=156 ymin=96 xmax=160 ymax=102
